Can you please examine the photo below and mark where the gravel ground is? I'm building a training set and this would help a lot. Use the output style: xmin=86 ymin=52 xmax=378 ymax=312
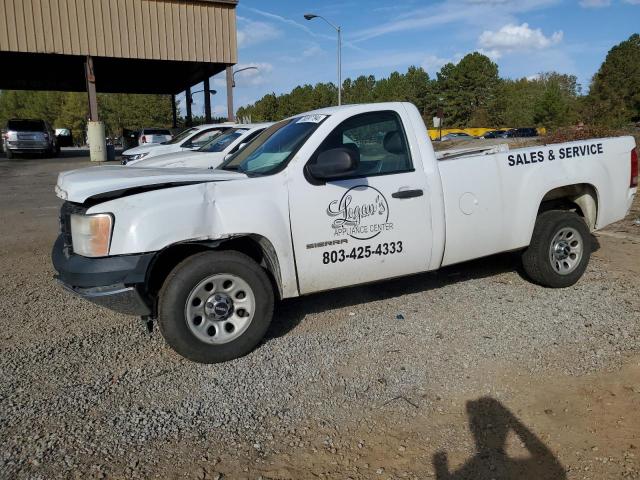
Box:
xmin=0 ymin=152 xmax=639 ymax=479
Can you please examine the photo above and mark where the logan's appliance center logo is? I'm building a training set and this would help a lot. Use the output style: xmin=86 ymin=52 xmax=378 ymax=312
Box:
xmin=327 ymin=185 xmax=394 ymax=240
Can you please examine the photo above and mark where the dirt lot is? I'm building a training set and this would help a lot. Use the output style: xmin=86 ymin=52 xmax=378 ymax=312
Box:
xmin=1 ymin=150 xmax=639 ymax=480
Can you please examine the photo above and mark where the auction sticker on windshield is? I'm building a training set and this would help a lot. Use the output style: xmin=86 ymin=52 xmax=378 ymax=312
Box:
xmin=296 ymin=114 xmax=327 ymax=124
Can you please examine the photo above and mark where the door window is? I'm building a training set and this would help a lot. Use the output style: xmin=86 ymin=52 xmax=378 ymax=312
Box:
xmin=310 ymin=111 xmax=413 ymax=179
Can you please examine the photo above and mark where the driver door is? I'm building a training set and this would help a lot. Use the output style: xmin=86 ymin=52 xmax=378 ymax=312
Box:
xmin=288 ymin=110 xmax=433 ymax=294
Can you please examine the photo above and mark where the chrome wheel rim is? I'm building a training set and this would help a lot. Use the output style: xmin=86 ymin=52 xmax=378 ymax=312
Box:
xmin=549 ymin=227 xmax=583 ymax=275
xmin=185 ymin=273 xmax=255 ymax=344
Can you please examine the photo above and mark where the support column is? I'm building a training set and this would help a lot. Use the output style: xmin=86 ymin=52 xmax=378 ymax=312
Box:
xmin=226 ymin=66 xmax=234 ymax=122
xmin=204 ymin=78 xmax=212 ymax=123
xmin=185 ymin=87 xmax=193 ymax=127
xmin=84 ymin=55 xmax=107 ymax=162
xmin=84 ymin=56 xmax=99 ymax=121
xmin=171 ymin=94 xmax=177 ymax=128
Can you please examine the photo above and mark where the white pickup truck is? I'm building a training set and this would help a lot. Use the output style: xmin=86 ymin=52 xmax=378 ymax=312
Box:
xmin=52 ymin=102 xmax=638 ymax=363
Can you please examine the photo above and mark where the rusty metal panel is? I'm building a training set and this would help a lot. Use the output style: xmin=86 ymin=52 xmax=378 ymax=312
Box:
xmin=159 ymin=2 xmax=170 ymax=60
xmin=59 ymin=0 xmax=72 ymax=53
xmin=201 ymin=2 xmax=211 ymax=62
xmin=75 ymin=0 xmax=89 ymax=55
xmin=0 ymin=0 xmax=237 ymax=63
xmin=178 ymin=2 xmax=188 ymax=60
xmin=14 ymin=0 xmax=27 ymax=50
xmin=228 ymin=5 xmax=236 ymax=63
xmin=23 ymin=0 xmax=36 ymax=51
xmin=141 ymin=1 xmax=152 ymax=58
xmin=186 ymin=3 xmax=195 ymax=60
xmin=32 ymin=0 xmax=46 ymax=51
xmin=194 ymin=3 xmax=203 ymax=60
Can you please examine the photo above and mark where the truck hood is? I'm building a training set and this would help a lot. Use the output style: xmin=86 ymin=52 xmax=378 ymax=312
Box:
xmin=122 ymin=143 xmax=167 ymax=155
xmin=56 ymin=166 xmax=245 ymax=203
xmin=131 ymin=151 xmax=226 ymax=169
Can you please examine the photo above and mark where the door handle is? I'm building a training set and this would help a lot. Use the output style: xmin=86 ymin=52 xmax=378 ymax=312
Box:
xmin=392 ymin=189 xmax=423 ymax=199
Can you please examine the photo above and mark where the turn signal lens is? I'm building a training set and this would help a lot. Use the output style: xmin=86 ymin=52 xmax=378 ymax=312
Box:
xmin=631 ymin=149 xmax=638 ymax=188
xmin=70 ymin=213 xmax=113 ymax=257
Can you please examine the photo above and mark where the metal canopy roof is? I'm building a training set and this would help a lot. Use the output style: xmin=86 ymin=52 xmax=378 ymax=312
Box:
xmin=0 ymin=0 xmax=237 ymax=94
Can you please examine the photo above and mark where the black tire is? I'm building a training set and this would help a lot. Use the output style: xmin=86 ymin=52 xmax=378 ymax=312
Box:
xmin=158 ymin=250 xmax=274 ymax=363
xmin=522 ymin=210 xmax=591 ymax=288
xmin=5 ymin=148 xmax=14 ymax=159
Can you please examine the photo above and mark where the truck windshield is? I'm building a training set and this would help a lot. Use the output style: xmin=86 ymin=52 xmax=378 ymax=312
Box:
xmin=220 ymin=116 xmax=326 ymax=175
xmin=198 ymin=129 xmax=246 ymax=153
xmin=164 ymin=127 xmax=197 ymax=145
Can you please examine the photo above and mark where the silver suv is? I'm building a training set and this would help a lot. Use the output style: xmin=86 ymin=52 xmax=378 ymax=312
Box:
xmin=2 ymin=119 xmax=59 ymax=159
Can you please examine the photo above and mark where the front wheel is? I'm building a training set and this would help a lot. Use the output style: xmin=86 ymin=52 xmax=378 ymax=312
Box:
xmin=158 ymin=250 xmax=274 ymax=363
xmin=522 ymin=210 xmax=591 ymax=288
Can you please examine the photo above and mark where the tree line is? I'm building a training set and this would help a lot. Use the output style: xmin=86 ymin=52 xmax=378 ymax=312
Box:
xmin=237 ymin=33 xmax=640 ymax=129
xmin=0 ymin=91 xmax=173 ymax=143
xmin=0 ymin=34 xmax=637 ymax=136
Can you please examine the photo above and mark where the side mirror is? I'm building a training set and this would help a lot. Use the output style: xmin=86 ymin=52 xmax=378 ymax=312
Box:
xmin=308 ymin=147 xmax=359 ymax=180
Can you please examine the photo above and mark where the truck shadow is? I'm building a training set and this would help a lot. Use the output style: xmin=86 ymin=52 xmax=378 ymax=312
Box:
xmin=267 ymin=235 xmax=600 ymax=341
xmin=433 ymin=396 xmax=566 ymax=479
xmin=267 ymin=251 xmax=525 ymax=340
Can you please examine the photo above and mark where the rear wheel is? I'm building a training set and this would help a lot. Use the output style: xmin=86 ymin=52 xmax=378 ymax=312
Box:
xmin=522 ymin=210 xmax=591 ymax=288
xmin=158 ymin=250 xmax=274 ymax=363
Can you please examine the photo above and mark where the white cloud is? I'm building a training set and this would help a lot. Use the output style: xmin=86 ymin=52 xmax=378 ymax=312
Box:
xmin=236 ymin=17 xmax=281 ymax=48
xmin=579 ymin=0 xmax=611 ymax=7
xmin=281 ymin=44 xmax=325 ymax=63
xmin=477 ymin=48 xmax=503 ymax=60
xmin=478 ymin=23 xmax=563 ymax=58
xmin=422 ymin=54 xmax=455 ymax=75
xmin=350 ymin=0 xmax=559 ymax=42
xmin=216 ymin=63 xmax=274 ymax=88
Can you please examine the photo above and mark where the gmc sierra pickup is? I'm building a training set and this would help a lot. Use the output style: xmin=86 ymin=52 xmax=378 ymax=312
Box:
xmin=52 ymin=102 xmax=638 ymax=363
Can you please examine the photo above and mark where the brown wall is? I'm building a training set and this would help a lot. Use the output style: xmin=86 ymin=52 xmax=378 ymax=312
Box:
xmin=0 ymin=0 xmax=237 ymax=63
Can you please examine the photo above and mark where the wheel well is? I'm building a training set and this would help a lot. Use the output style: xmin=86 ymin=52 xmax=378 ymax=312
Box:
xmin=538 ymin=184 xmax=598 ymax=229
xmin=145 ymin=235 xmax=283 ymax=314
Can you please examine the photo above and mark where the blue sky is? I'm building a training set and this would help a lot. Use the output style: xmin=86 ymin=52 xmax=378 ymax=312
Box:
xmin=185 ymin=0 xmax=639 ymax=118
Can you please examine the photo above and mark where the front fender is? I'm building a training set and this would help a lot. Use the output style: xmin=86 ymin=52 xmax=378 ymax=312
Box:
xmin=87 ymin=174 xmax=299 ymax=298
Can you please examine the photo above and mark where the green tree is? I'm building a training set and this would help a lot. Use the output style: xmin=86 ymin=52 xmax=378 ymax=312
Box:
xmin=586 ymin=33 xmax=640 ymax=126
xmin=533 ymin=73 xmax=580 ymax=127
xmin=56 ymin=93 xmax=88 ymax=144
xmin=0 ymin=90 xmax=173 ymax=141
xmin=436 ymin=52 xmax=500 ymax=127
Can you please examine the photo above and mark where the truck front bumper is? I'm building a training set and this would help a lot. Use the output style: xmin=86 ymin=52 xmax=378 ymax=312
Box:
xmin=52 ymin=235 xmax=155 ymax=316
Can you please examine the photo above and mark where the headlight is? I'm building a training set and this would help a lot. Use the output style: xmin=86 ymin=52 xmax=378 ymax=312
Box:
xmin=70 ymin=213 xmax=113 ymax=257
xmin=125 ymin=152 xmax=149 ymax=162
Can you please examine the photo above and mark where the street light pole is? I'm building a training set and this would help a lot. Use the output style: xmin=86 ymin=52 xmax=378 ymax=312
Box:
xmin=304 ymin=13 xmax=342 ymax=106
xmin=227 ymin=66 xmax=259 ymax=123
xmin=337 ymin=25 xmax=342 ymax=106
xmin=188 ymin=89 xmax=217 ymax=124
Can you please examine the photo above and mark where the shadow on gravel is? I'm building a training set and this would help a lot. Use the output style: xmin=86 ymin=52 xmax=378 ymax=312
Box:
xmin=267 ymin=251 xmax=526 ymax=340
xmin=433 ymin=397 xmax=566 ymax=480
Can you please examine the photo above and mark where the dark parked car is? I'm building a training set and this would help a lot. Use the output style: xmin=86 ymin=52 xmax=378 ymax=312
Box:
xmin=504 ymin=128 xmax=538 ymax=138
xmin=482 ymin=129 xmax=508 ymax=139
xmin=2 ymin=119 xmax=59 ymax=158
xmin=440 ymin=132 xmax=474 ymax=141
xmin=55 ymin=128 xmax=74 ymax=148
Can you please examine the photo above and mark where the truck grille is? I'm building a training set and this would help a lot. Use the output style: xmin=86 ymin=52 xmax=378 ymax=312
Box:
xmin=59 ymin=201 xmax=87 ymax=255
